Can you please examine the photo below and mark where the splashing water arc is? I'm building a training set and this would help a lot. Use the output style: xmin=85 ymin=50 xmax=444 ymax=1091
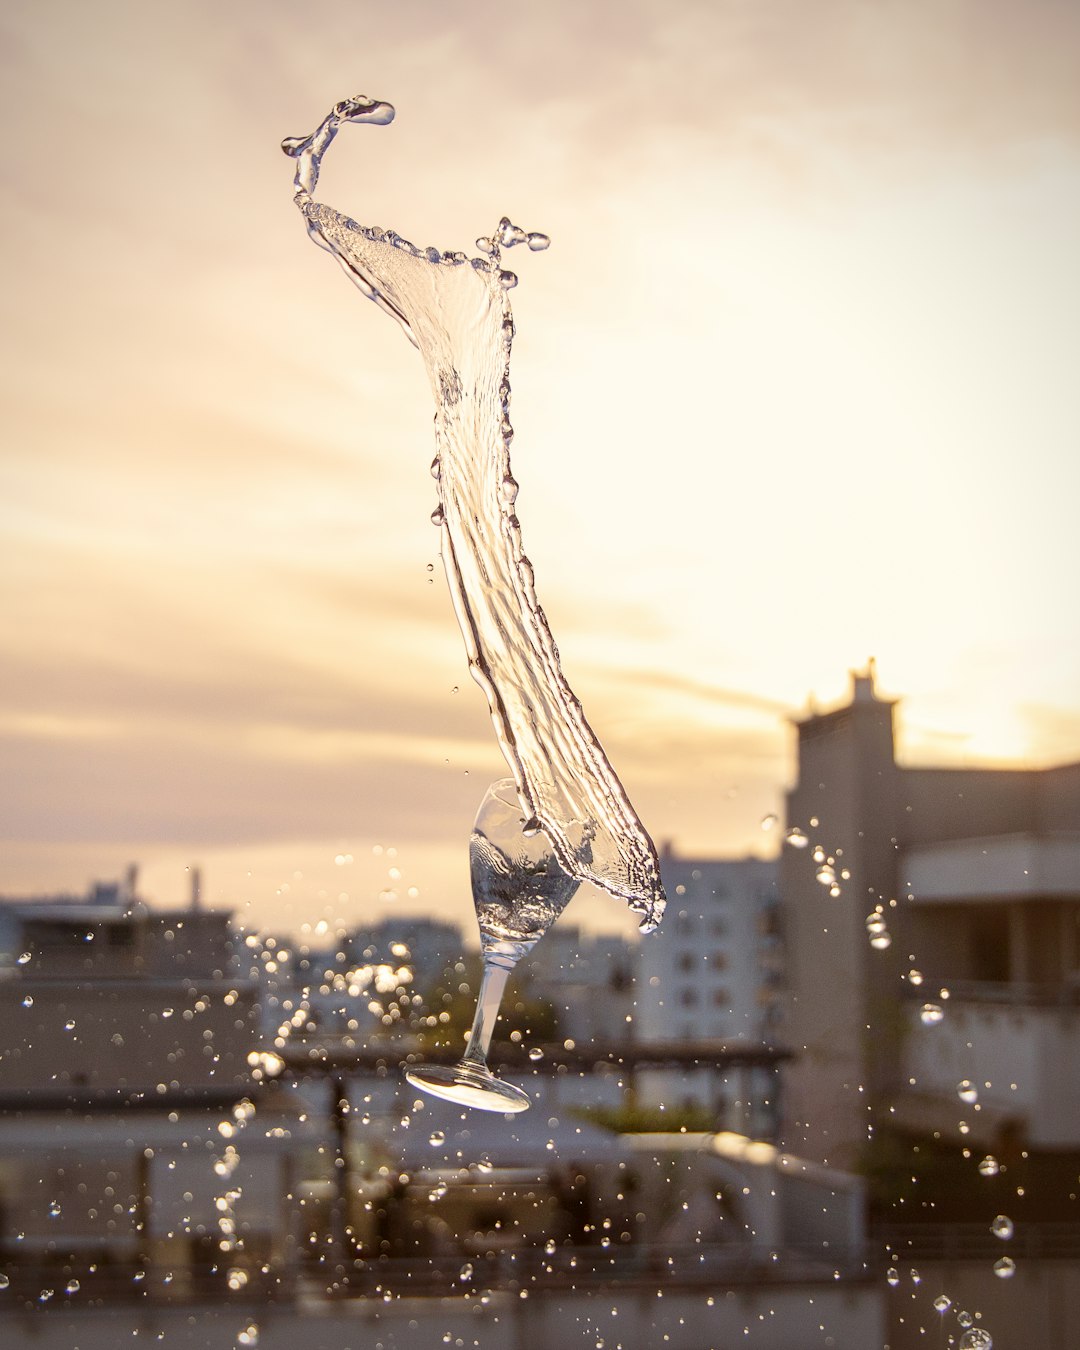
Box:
xmin=283 ymin=96 xmax=666 ymax=932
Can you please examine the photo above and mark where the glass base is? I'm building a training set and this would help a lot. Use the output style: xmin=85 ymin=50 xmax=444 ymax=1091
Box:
xmin=405 ymin=1059 xmax=531 ymax=1113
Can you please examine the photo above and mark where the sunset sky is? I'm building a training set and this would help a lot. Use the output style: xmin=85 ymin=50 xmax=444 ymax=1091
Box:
xmin=3 ymin=0 xmax=1078 ymax=942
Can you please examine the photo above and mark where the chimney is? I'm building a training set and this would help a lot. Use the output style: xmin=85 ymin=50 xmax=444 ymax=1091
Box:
xmin=125 ymin=863 xmax=139 ymax=903
xmin=190 ymin=866 xmax=202 ymax=912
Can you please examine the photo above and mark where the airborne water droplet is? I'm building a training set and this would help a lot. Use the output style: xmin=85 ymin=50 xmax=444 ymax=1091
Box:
xmin=428 ymin=1130 xmax=446 ymax=1147
xmin=959 ymin=1331 xmax=993 ymax=1350
xmin=933 ymin=1294 xmax=952 ymax=1312
xmin=991 ymin=1214 xmax=1014 ymax=1240
xmin=993 ymin=1256 xmax=1015 ymax=1278
xmin=785 ymin=828 xmax=808 ymax=849
xmin=920 ymin=1003 xmax=944 ymax=1025
xmin=528 ymin=1046 xmax=544 ymax=1061
xmin=526 ymin=232 xmax=550 ymax=251
xmin=957 ymin=1079 xmax=978 ymax=1104
xmin=978 ymin=1155 xmax=1000 ymax=1177
xmin=496 ymin=217 xmax=527 ymax=247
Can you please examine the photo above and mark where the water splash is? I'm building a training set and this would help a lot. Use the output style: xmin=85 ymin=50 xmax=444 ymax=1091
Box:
xmin=283 ymin=97 xmax=665 ymax=930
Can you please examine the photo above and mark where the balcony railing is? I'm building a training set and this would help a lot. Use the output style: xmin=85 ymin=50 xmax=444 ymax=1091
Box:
xmin=905 ymin=980 xmax=1080 ymax=1009
xmin=876 ymin=1222 xmax=1080 ymax=1263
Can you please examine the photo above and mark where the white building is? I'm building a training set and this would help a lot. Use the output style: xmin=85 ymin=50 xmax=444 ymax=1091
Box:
xmin=628 ymin=852 xmax=782 ymax=1129
xmin=636 ymin=852 xmax=782 ymax=1045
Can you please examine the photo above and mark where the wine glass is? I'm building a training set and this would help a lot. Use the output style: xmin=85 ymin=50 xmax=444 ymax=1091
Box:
xmin=405 ymin=778 xmax=582 ymax=1112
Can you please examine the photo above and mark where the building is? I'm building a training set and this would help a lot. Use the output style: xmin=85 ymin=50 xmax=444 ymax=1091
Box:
xmin=0 ymin=872 xmax=314 ymax=1301
xmin=780 ymin=666 xmax=1080 ymax=1178
xmin=624 ymin=853 xmax=784 ymax=1132
xmin=637 ymin=852 xmax=782 ymax=1045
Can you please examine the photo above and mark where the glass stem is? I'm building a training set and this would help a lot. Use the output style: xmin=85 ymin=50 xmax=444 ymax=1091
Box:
xmin=462 ymin=955 xmax=514 ymax=1067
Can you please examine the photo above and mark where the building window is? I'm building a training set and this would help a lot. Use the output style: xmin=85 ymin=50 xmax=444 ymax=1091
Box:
xmin=679 ymin=988 xmax=698 ymax=1007
xmin=712 ymin=989 xmax=729 ymax=1007
xmin=677 ymin=952 xmax=695 ymax=973
xmin=709 ymin=951 xmax=727 ymax=970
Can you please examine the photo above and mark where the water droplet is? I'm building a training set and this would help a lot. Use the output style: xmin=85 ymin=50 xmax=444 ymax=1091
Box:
xmin=865 ymin=912 xmax=886 ymax=934
xmin=528 ymin=1046 xmax=544 ymax=1061
xmin=544 ymin=1238 xmax=557 ymax=1254
xmin=459 ymin=1262 xmax=474 ymax=1281
xmin=785 ymin=827 xmax=809 ymax=849
xmin=959 ymin=1331 xmax=992 ymax=1350
xmin=869 ymin=932 xmax=891 ymax=949
xmin=815 ymin=865 xmax=836 ymax=886
xmin=920 ymin=1003 xmax=945 ymax=1025
xmin=21 ymin=996 xmax=33 ymax=1008
xmin=474 ymin=237 xmax=495 ymax=255
xmin=886 ymin=1267 xmax=899 ymax=1286
xmin=993 ymin=1256 xmax=1015 ymax=1278
xmin=526 ymin=232 xmax=550 ymax=251
xmin=65 ymin=1279 xmax=80 ymax=1294
xmin=908 ymin=968 xmax=924 ymax=985
xmin=64 ymin=1019 xmax=76 ymax=1031
xmin=957 ymin=1080 xmax=978 ymax=1104
xmin=978 ymin=1155 xmax=1000 ymax=1177
xmin=498 ymin=269 xmax=519 ymax=290
xmin=475 ymin=1156 xmax=493 ymax=1173
xmin=237 ymin=1324 xmax=260 ymax=1347
xmin=17 ymin=952 xmax=31 ymax=965
xmin=957 ymin=1311 xmax=974 ymax=1328
xmin=497 ymin=217 xmax=527 ymax=247
xmin=430 ymin=504 xmax=445 ymax=526
xmin=0 ymin=1274 xmax=9 ymax=1290
xmin=933 ymin=1294 xmax=952 ymax=1312
xmin=991 ymin=1214 xmax=1013 ymax=1240
xmin=428 ymin=1130 xmax=446 ymax=1147
xmin=760 ymin=814 xmax=778 ymax=832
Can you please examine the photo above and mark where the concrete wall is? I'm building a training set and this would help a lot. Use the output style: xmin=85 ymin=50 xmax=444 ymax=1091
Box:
xmin=884 ymin=1259 xmax=1080 ymax=1350
xmin=903 ymin=1001 xmax=1080 ymax=1148
xmin=0 ymin=1282 xmax=886 ymax=1350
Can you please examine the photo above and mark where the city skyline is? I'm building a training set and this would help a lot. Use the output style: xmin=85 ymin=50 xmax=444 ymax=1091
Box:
xmin=3 ymin=1 xmax=1079 ymax=939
